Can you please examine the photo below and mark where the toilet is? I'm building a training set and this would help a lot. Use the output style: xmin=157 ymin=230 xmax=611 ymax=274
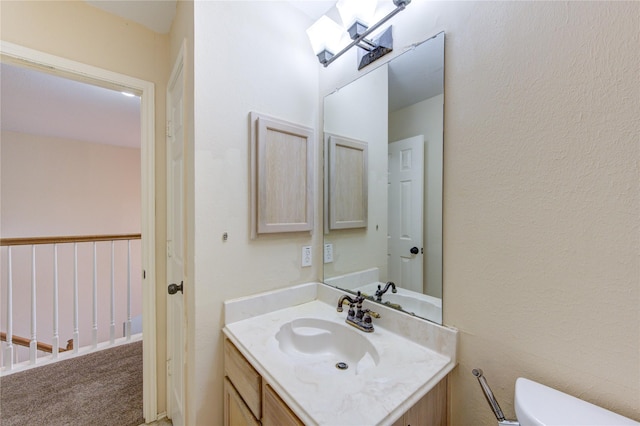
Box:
xmin=473 ymin=368 xmax=639 ymax=426
xmin=515 ymin=377 xmax=639 ymax=426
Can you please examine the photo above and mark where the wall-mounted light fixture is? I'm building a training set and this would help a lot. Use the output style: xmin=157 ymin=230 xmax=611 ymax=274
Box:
xmin=306 ymin=0 xmax=411 ymax=70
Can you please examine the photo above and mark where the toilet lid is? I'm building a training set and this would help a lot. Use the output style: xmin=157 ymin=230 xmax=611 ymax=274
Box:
xmin=514 ymin=378 xmax=639 ymax=426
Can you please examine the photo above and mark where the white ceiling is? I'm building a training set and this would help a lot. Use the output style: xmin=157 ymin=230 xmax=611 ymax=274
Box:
xmin=85 ymin=0 xmax=178 ymax=34
xmin=388 ymin=34 xmax=445 ymax=112
xmin=1 ymin=62 xmax=141 ymax=148
xmin=84 ymin=0 xmax=333 ymax=34
xmin=288 ymin=1 xmax=335 ymax=21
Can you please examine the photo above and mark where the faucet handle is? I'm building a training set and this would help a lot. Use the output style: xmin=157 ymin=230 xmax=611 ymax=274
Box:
xmin=363 ymin=309 xmax=380 ymax=319
xmin=361 ymin=309 xmax=379 ymax=332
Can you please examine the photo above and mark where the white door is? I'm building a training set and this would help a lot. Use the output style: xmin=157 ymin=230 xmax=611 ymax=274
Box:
xmin=387 ymin=136 xmax=424 ymax=293
xmin=166 ymin=47 xmax=186 ymax=426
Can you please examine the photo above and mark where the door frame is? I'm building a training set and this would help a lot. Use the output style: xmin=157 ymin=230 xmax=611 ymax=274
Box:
xmin=0 ymin=41 xmax=158 ymax=421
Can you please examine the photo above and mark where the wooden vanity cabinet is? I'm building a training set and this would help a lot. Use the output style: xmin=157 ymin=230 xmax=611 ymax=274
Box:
xmin=262 ymin=384 xmax=304 ymax=426
xmin=224 ymin=377 xmax=260 ymax=426
xmin=224 ymin=338 xmax=447 ymax=426
xmin=224 ymin=339 xmax=303 ymax=426
xmin=391 ymin=378 xmax=448 ymax=426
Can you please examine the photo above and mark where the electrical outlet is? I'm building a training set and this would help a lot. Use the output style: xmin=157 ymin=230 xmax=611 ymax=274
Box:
xmin=301 ymin=246 xmax=312 ymax=267
xmin=324 ymin=243 xmax=333 ymax=263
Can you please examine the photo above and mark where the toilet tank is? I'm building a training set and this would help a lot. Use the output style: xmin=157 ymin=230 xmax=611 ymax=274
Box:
xmin=515 ymin=378 xmax=639 ymax=426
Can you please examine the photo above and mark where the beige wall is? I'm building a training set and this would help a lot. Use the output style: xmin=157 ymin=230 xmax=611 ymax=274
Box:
xmin=322 ymin=1 xmax=640 ymax=424
xmin=0 ymin=0 xmax=170 ymax=414
xmin=1 ymin=131 xmax=141 ymax=237
xmin=191 ymin=2 xmax=320 ymax=423
xmin=1 ymin=131 xmax=143 ymax=363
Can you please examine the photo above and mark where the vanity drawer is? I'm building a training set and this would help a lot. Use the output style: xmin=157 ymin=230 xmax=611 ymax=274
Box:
xmin=224 ymin=339 xmax=262 ymax=420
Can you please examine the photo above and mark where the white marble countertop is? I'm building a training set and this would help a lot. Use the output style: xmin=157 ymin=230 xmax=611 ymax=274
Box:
xmin=223 ymin=282 xmax=457 ymax=426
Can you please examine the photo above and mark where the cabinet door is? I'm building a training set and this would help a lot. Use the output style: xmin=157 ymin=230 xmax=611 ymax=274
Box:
xmin=262 ymin=384 xmax=304 ymax=426
xmin=224 ymin=377 xmax=260 ymax=426
xmin=403 ymin=377 xmax=448 ymax=426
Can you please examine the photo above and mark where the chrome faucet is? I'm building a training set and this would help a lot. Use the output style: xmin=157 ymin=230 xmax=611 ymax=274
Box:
xmin=375 ymin=281 xmax=397 ymax=302
xmin=337 ymin=291 xmax=380 ymax=333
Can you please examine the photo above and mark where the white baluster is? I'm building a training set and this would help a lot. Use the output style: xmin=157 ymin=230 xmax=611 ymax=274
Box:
xmin=110 ymin=240 xmax=115 ymax=344
xmin=5 ymin=247 xmax=14 ymax=370
xmin=92 ymin=242 xmax=98 ymax=348
xmin=52 ymin=244 xmax=59 ymax=358
xmin=30 ymin=245 xmax=37 ymax=364
xmin=125 ymin=240 xmax=132 ymax=340
xmin=73 ymin=243 xmax=79 ymax=353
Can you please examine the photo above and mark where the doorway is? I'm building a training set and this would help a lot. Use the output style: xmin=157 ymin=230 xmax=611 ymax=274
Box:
xmin=387 ymin=135 xmax=425 ymax=293
xmin=0 ymin=41 xmax=157 ymax=421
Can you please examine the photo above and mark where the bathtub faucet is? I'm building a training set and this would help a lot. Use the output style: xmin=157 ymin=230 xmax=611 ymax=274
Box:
xmin=375 ymin=281 xmax=397 ymax=302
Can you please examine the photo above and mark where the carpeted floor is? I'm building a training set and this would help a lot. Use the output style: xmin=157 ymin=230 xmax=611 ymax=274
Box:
xmin=0 ymin=341 xmax=143 ymax=426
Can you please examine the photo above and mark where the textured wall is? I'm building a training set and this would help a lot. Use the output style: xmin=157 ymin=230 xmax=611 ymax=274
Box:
xmin=443 ymin=2 xmax=639 ymax=423
xmin=320 ymin=1 xmax=639 ymax=424
xmin=192 ymin=2 xmax=320 ymax=423
xmin=1 ymin=131 xmax=141 ymax=237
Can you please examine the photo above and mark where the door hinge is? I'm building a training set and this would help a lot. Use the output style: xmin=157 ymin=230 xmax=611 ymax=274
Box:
xmin=167 ymin=357 xmax=172 ymax=376
xmin=166 ymin=120 xmax=172 ymax=137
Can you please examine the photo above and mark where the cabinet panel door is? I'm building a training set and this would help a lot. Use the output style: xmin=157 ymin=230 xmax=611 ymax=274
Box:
xmin=391 ymin=417 xmax=405 ymax=426
xmin=404 ymin=378 xmax=448 ymax=426
xmin=224 ymin=378 xmax=260 ymax=426
xmin=262 ymin=384 xmax=304 ymax=426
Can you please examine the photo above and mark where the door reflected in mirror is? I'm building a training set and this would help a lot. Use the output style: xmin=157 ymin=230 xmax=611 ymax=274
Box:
xmin=323 ymin=32 xmax=444 ymax=324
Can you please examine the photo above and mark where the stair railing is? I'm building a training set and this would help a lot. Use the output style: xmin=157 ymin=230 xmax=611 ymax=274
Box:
xmin=1 ymin=234 xmax=141 ymax=372
xmin=0 ymin=332 xmax=73 ymax=353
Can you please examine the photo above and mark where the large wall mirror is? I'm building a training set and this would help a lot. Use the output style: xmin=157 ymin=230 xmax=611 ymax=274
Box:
xmin=323 ymin=32 xmax=444 ymax=324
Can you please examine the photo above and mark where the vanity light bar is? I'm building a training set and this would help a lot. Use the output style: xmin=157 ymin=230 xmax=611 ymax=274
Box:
xmin=320 ymin=0 xmax=411 ymax=69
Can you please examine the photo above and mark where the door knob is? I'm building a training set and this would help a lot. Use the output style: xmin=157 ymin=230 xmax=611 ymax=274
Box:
xmin=168 ymin=281 xmax=183 ymax=295
xmin=410 ymin=247 xmax=420 ymax=255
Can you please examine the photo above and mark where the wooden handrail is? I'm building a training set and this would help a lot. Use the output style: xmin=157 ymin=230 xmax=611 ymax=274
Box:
xmin=0 ymin=233 xmax=141 ymax=246
xmin=0 ymin=332 xmax=73 ymax=353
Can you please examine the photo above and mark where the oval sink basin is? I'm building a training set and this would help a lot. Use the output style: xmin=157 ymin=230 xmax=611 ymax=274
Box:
xmin=275 ymin=318 xmax=380 ymax=368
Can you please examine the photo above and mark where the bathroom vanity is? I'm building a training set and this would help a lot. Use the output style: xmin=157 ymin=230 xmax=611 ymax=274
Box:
xmin=224 ymin=339 xmax=302 ymax=425
xmin=222 ymin=283 xmax=457 ymax=426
